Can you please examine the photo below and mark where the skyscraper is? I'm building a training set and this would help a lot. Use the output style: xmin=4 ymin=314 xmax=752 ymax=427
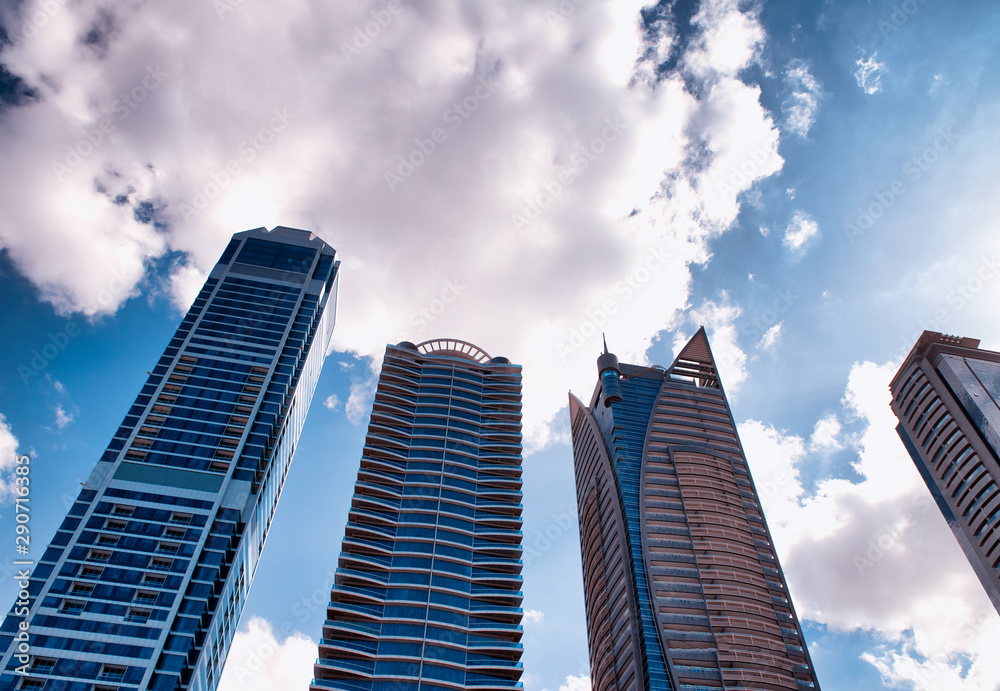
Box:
xmin=890 ymin=330 xmax=1000 ymax=613
xmin=0 ymin=226 xmax=339 ymax=691
xmin=568 ymin=329 xmax=820 ymax=691
xmin=312 ymin=339 xmax=524 ymax=691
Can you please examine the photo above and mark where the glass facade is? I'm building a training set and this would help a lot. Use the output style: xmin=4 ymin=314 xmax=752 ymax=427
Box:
xmin=312 ymin=339 xmax=524 ymax=691
xmin=570 ymin=331 xmax=821 ymax=691
xmin=891 ymin=331 xmax=1000 ymax=614
xmin=0 ymin=226 xmax=339 ymax=691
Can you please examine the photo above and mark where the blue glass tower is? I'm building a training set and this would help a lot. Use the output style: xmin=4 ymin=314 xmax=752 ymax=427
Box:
xmin=0 ymin=226 xmax=339 ymax=691
xmin=312 ymin=339 xmax=524 ymax=691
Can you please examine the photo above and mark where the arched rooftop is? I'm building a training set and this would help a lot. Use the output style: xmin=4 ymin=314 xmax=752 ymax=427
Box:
xmin=415 ymin=339 xmax=492 ymax=364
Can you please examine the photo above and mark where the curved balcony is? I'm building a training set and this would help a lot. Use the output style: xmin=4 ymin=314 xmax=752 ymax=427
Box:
xmin=314 ymin=657 xmax=375 ymax=677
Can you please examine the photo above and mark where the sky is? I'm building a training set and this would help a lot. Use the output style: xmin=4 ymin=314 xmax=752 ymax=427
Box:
xmin=0 ymin=0 xmax=999 ymax=688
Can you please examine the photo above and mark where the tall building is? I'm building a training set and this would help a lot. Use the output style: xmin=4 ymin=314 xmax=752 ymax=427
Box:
xmin=890 ymin=331 xmax=1000 ymax=613
xmin=312 ymin=339 xmax=524 ymax=691
xmin=568 ymin=330 xmax=820 ymax=691
xmin=0 ymin=226 xmax=339 ymax=691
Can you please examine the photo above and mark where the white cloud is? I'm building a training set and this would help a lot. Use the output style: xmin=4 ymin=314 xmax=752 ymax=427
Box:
xmin=783 ymin=59 xmax=823 ymax=138
xmin=345 ymin=374 xmax=378 ymax=425
xmin=740 ymin=360 xmax=1000 ymax=688
xmin=0 ymin=414 xmax=20 ymax=502
xmin=0 ymin=0 xmax=782 ymax=452
xmin=558 ymin=675 xmax=591 ymax=691
xmin=854 ymin=51 xmax=885 ymax=95
xmin=783 ymin=210 xmax=819 ymax=253
xmin=322 ymin=394 xmax=341 ymax=411
xmin=168 ymin=262 xmax=207 ymax=312
xmin=216 ymin=617 xmax=315 ymax=691
xmin=755 ymin=322 xmax=782 ymax=351
xmin=54 ymin=404 xmax=74 ymax=429
xmin=523 ymin=609 xmax=545 ymax=625
xmin=809 ymin=413 xmax=841 ymax=450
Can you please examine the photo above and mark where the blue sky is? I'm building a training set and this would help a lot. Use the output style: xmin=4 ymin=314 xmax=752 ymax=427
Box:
xmin=2 ymin=0 xmax=1000 ymax=689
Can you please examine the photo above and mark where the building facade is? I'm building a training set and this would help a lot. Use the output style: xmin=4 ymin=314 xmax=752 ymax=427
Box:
xmin=312 ymin=339 xmax=524 ymax=691
xmin=890 ymin=331 xmax=1000 ymax=613
xmin=0 ymin=226 xmax=339 ymax=691
xmin=568 ymin=330 xmax=820 ymax=691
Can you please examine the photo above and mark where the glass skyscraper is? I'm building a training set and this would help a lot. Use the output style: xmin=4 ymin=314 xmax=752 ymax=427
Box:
xmin=569 ymin=330 xmax=820 ymax=691
xmin=890 ymin=330 xmax=1000 ymax=614
xmin=0 ymin=226 xmax=339 ymax=691
xmin=311 ymin=339 xmax=524 ymax=691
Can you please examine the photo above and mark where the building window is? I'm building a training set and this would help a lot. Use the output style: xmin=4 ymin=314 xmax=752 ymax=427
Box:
xmin=125 ymin=607 xmax=151 ymax=623
xmin=134 ymin=591 xmax=158 ymax=605
xmin=18 ymin=679 xmax=45 ymax=690
xmin=61 ymin=599 xmax=85 ymax=614
xmin=165 ymin=528 xmax=186 ymax=540
xmin=80 ymin=566 xmax=103 ymax=579
xmin=156 ymin=542 xmax=179 ymax=555
xmin=105 ymin=519 xmax=128 ymax=532
xmin=97 ymin=534 xmax=120 ymax=547
xmin=98 ymin=664 xmax=127 ymax=682
xmin=30 ymin=657 xmax=56 ymax=673
xmin=71 ymin=582 xmax=94 ymax=596
xmin=143 ymin=573 xmax=167 ymax=587
xmin=88 ymin=549 xmax=112 ymax=563
xmin=169 ymin=513 xmax=192 ymax=525
xmin=113 ymin=505 xmax=135 ymax=517
xmin=150 ymin=558 xmax=173 ymax=571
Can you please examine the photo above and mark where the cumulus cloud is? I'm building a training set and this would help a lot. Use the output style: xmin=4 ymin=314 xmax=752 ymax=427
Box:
xmin=216 ymin=617 xmax=315 ymax=691
xmin=0 ymin=414 xmax=20 ymax=502
xmin=322 ymin=394 xmax=341 ymax=411
xmin=740 ymin=360 xmax=1000 ymax=687
xmin=854 ymin=51 xmax=885 ymax=95
xmin=53 ymin=404 xmax=74 ymax=429
xmin=0 ymin=0 xmax=782 ymax=450
xmin=523 ymin=609 xmax=545 ymax=625
xmin=809 ymin=413 xmax=841 ymax=450
xmin=782 ymin=59 xmax=823 ymax=138
xmin=755 ymin=322 xmax=782 ymax=351
xmin=345 ymin=374 xmax=378 ymax=425
xmin=557 ymin=675 xmax=591 ymax=691
xmin=783 ymin=210 xmax=819 ymax=253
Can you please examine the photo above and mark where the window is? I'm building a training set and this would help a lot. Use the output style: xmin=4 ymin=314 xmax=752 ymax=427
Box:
xmin=169 ymin=513 xmax=192 ymax=525
xmin=71 ymin=582 xmax=94 ymax=595
xmin=61 ymin=599 xmax=86 ymax=614
xmin=97 ymin=534 xmax=120 ymax=547
xmin=164 ymin=528 xmax=186 ymax=540
xmin=150 ymin=558 xmax=172 ymax=572
xmin=143 ymin=573 xmax=166 ymax=587
xmin=105 ymin=519 xmax=127 ymax=532
xmin=18 ymin=679 xmax=45 ymax=690
xmin=88 ymin=549 xmax=112 ymax=563
xmin=156 ymin=542 xmax=179 ymax=555
xmin=134 ymin=590 xmax=158 ymax=605
xmin=98 ymin=664 xmax=127 ymax=682
xmin=113 ymin=505 xmax=135 ymax=517
xmin=30 ymin=658 xmax=56 ymax=673
xmin=80 ymin=566 xmax=104 ymax=579
xmin=125 ymin=607 xmax=151 ymax=623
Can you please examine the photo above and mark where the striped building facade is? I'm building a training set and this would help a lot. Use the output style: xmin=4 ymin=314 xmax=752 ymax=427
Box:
xmin=0 ymin=226 xmax=339 ymax=691
xmin=569 ymin=330 xmax=820 ymax=691
xmin=890 ymin=331 xmax=1000 ymax=613
xmin=312 ymin=339 xmax=524 ymax=691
